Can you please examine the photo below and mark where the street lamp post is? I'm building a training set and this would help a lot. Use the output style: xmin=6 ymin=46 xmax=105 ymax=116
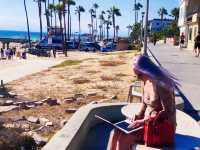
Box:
xmin=141 ymin=12 xmax=145 ymax=44
xmin=143 ymin=0 xmax=149 ymax=55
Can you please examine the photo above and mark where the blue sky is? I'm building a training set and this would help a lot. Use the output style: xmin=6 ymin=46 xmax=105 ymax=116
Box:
xmin=0 ymin=0 xmax=179 ymax=36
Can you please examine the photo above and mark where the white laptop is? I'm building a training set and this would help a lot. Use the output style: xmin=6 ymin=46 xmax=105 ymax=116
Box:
xmin=95 ymin=115 xmax=143 ymax=134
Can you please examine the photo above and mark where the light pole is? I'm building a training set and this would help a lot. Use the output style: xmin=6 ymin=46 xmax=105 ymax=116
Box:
xmin=143 ymin=0 xmax=149 ymax=55
xmin=134 ymin=0 xmax=137 ymax=24
xmin=141 ymin=12 xmax=145 ymax=45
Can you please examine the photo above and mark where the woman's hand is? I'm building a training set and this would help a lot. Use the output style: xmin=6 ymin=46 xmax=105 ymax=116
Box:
xmin=128 ymin=114 xmax=143 ymax=122
xmin=128 ymin=119 xmax=145 ymax=129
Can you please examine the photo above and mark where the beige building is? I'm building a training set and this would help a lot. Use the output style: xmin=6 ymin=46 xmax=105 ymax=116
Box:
xmin=178 ymin=0 xmax=200 ymax=50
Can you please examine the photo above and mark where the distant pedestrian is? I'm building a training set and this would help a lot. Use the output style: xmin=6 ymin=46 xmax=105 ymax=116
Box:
xmin=53 ymin=49 xmax=56 ymax=58
xmin=0 ymin=48 xmax=4 ymax=58
xmin=180 ymin=32 xmax=185 ymax=49
xmin=194 ymin=31 xmax=200 ymax=57
xmin=22 ymin=51 xmax=27 ymax=59
xmin=5 ymin=49 xmax=10 ymax=60
xmin=10 ymin=49 xmax=14 ymax=59
xmin=13 ymin=47 xmax=16 ymax=56
xmin=153 ymin=34 xmax=157 ymax=46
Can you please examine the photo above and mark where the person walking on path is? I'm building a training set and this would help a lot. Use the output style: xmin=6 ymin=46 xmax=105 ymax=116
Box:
xmin=194 ymin=31 xmax=200 ymax=57
xmin=153 ymin=34 xmax=157 ymax=46
xmin=0 ymin=48 xmax=4 ymax=59
xmin=179 ymin=32 xmax=185 ymax=49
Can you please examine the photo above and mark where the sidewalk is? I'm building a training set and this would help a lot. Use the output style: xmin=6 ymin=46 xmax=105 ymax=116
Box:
xmin=149 ymin=43 xmax=200 ymax=120
xmin=0 ymin=57 xmax=63 ymax=84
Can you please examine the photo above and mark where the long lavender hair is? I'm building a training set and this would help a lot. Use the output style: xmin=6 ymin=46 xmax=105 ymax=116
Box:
xmin=133 ymin=55 xmax=179 ymax=90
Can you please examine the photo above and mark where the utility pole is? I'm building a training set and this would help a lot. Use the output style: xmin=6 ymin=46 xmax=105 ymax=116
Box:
xmin=143 ymin=0 xmax=149 ymax=55
xmin=134 ymin=0 xmax=137 ymax=24
xmin=141 ymin=12 xmax=145 ymax=44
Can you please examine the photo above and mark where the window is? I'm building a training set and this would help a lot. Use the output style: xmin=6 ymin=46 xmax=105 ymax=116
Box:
xmin=189 ymin=28 xmax=192 ymax=40
xmin=156 ymin=23 xmax=160 ymax=26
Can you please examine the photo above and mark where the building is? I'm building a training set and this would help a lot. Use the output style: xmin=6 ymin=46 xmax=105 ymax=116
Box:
xmin=178 ymin=0 xmax=200 ymax=49
xmin=149 ymin=19 xmax=173 ymax=32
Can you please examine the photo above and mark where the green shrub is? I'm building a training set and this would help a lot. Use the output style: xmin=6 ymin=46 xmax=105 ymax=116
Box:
xmin=52 ymin=60 xmax=82 ymax=68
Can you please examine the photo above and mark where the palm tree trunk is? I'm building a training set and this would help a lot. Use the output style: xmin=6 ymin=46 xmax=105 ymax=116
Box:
xmin=59 ymin=15 xmax=65 ymax=56
xmin=113 ymin=14 xmax=116 ymax=42
xmin=53 ymin=0 xmax=57 ymax=27
xmin=91 ymin=14 xmax=94 ymax=41
xmin=78 ymin=13 xmax=81 ymax=42
xmin=44 ymin=0 xmax=50 ymax=32
xmin=38 ymin=1 xmax=43 ymax=40
xmin=50 ymin=10 xmax=53 ymax=27
xmin=67 ymin=5 xmax=70 ymax=40
xmin=63 ymin=1 xmax=67 ymax=42
xmin=24 ymin=0 xmax=31 ymax=48
xmin=70 ymin=14 xmax=72 ymax=38
xmin=103 ymin=24 xmax=105 ymax=39
xmin=134 ymin=0 xmax=137 ymax=24
xmin=106 ymin=24 xmax=109 ymax=40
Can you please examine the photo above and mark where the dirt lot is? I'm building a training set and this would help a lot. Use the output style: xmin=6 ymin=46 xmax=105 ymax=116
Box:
xmin=2 ymin=50 xmax=140 ymax=140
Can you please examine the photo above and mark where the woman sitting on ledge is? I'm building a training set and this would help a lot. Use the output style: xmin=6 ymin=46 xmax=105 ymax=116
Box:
xmin=107 ymin=55 xmax=178 ymax=150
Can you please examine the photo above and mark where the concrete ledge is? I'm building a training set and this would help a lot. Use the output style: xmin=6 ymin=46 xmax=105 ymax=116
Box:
xmin=175 ymin=96 xmax=184 ymax=111
xmin=42 ymin=101 xmax=196 ymax=150
xmin=42 ymin=103 xmax=127 ymax=150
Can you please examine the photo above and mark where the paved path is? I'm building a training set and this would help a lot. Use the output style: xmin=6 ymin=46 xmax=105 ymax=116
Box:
xmin=0 ymin=57 xmax=63 ymax=84
xmin=149 ymin=43 xmax=200 ymax=120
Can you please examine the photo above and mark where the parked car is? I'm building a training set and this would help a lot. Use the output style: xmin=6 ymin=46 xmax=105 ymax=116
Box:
xmin=35 ymin=36 xmax=63 ymax=50
xmin=36 ymin=36 xmax=80 ymax=50
xmin=28 ymin=48 xmax=51 ymax=57
xmin=100 ymin=42 xmax=117 ymax=52
xmin=67 ymin=41 xmax=79 ymax=49
xmin=79 ymin=42 xmax=100 ymax=52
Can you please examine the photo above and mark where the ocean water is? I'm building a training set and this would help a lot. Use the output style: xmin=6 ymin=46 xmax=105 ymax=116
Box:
xmin=0 ymin=30 xmax=43 ymax=41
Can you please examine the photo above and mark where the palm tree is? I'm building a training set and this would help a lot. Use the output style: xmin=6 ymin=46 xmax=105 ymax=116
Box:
xmin=135 ymin=3 xmax=143 ymax=23
xmin=158 ymin=7 xmax=168 ymax=21
xmin=115 ymin=25 xmax=120 ymax=41
xmin=34 ymin=0 xmax=43 ymax=40
xmin=93 ymin=3 xmax=99 ymax=34
xmin=52 ymin=0 xmax=57 ymax=27
xmin=158 ymin=7 xmax=168 ymax=29
xmin=55 ymin=3 xmax=64 ymax=52
xmin=41 ymin=0 xmax=50 ymax=31
xmin=99 ymin=13 xmax=105 ymax=40
xmin=171 ymin=7 xmax=179 ymax=22
xmin=62 ymin=0 xmax=67 ymax=44
xmin=48 ymin=3 xmax=54 ymax=27
xmin=101 ymin=11 xmax=106 ymax=39
xmin=109 ymin=6 xmax=121 ymax=41
xmin=65 ymin=0 xmax=76 ymax=41
xmin=89 ymin=8 xmax=95 ymax=40
xmin=24 ymin=0 xmax=31 ymax=48
xmin=75 ymin=6 xmax=85 ymax=42
xmin=104 ymin=20 xmax=111 ymax=40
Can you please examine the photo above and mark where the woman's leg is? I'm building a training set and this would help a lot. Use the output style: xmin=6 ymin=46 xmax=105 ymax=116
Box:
xmin=107 ymin=129 xmax=143 ymax=150
xmin=107 ymin=129 xmax=121 ymax=150
xmin=117 ymin=132 xmax=141 ymax=150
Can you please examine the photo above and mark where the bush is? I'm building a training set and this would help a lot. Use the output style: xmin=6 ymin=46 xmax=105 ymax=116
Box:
xmin=0 ymin=128 xmax=36 ymax=150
